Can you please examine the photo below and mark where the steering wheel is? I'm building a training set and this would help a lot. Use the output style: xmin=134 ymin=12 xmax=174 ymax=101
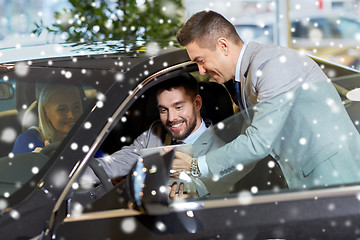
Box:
xmin=39 ymin=141 xmax=61 ymax=156
xmin=88 ymin=158 xmax=113 ymax=194
xmin=40 ymin=142 xmax=113 ymax=196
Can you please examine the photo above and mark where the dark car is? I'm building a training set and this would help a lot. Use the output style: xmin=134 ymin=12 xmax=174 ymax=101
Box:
xmin=1 ymin=43 xmax=360 ymax=240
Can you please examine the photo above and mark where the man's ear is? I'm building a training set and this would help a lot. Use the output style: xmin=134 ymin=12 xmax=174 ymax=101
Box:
xmin=217 ymin=38 xmax=229 ymax=56
xmin=194 ymin=94 xmax=202 ymax=111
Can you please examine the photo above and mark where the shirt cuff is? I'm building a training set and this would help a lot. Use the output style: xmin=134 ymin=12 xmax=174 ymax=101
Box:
xmin=197 ymin=155 xmax=209 ymax=177
xmin=192 ymin=177 xmax=209 ymax=197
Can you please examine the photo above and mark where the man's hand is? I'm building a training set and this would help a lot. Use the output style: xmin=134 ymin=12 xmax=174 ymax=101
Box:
xmin=169 ymin=182 xmax=184 ymax=200
xmin=163 ymin=146 xmax=192 ymax=177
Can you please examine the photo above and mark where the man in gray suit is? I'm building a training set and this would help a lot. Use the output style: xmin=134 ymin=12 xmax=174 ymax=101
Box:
xmin=82 ymin=73 xmax=247 ymax=196
xmin=173 ymin=10 xmax=360 ymax=190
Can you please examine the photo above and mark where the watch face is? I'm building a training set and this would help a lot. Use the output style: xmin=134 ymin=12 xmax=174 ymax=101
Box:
xmin=191 ymin=169 xmax=200 ymax=177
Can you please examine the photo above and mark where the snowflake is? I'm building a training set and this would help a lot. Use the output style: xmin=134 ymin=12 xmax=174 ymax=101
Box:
xmin=236 ymin=164 xmax=244 ymax=171
xmin=10 ymin=210 xmax=20 ymax=219
xmin=212 ymin=175 xmax=219 ymax=182
xmin=82 ymin=145 xmax=89 ymax=153
xmin=115 ymin=72 xmax=124 ymax=82
xmin=0 ymin=199 xmax=8 ymax=210
xmin=250 ymin=186 xmax=258 ymax=194
xmin=237 ymin=191 xmax=252 ymax=205
xmin=71 ymin=202 xmax=84 ymax=217
xmin=217 ymin=121 xmax=225 ymax=130
xmin=96 ymin=101 xmax=104 ymax=108
xmin=256 ymin=70 xmax=263 ymax=77
xmin=121 ymin=217 xmax=137 ymax=234
xmin=84 ymin=122 xmax=92 ymax=129
xmin=15 ymin=62 xmax=29 ymax=77
xmin=65 ymin=71 xmax=72 ymax=79
xmin=71 ymin=143 xmax=78 ymax=150
xmin=236 ymin=233 xmax=244 ymax=240
xmin=72 ymin=182 xmax=79 ymax=190
xmin=299 ymin=138 xmax=307 ymax=145
xmin=328 ymin=203 xmax=335 ymax=211
xmin=156 ymin=221 xmax=166 ymax=232
xmin=51 ymin=170 xmax=68 ymax=188
xmin=159 ymin=185 xmax=166 ymax=193
xmin=31 ymin=167 xmax=39 ymax=174
xmin=146 ymin=42 xmax=160 ymax=56
xmin=279 ymin=55 xmax=287 ymax=63
xmin=268 ymin=161 xmax=275 ymax=168
xmin=1 ymin=127 xmax=17 ymax=143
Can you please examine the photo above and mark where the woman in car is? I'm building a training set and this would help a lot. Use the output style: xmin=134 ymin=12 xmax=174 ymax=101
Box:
xmin=12 ymin=84 xmax=92 ymax=155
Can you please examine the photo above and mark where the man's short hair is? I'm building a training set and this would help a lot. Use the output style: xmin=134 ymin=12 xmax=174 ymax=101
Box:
xmin=176 ymin=10 xmax=241 ymax=50
xmin=156 ymin=73 xmax=199 ymax=99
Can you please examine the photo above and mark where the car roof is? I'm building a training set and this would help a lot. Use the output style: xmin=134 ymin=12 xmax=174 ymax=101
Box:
xmin=0 ymin=40 xmax=179 ymax=65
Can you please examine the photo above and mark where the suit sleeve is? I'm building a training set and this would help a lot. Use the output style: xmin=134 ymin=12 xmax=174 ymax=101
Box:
xmin=81 ymin=130 xmax=154 ymax=182
xmin=204 ymin=89 xmax=297 ymax=181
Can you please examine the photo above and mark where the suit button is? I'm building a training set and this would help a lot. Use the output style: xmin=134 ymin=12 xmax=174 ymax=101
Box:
xmin=231 ymin=166 xmax=235 ymax=170
xmin=220 ymin=171 xmax=224 ymax=176
xmin=275 ymin=155 xmax=280 ymax=161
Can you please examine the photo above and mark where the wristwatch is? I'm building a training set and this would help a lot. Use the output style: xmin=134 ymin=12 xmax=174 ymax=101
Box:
xmin=190 ymin=157 xmax=201 ymax=177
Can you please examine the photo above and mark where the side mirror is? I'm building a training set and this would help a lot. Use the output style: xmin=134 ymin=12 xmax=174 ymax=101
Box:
xmin=132 ymin=150 xmax=174 ymax=215
xmin=0 ymin=82 xmax=14 ymax=100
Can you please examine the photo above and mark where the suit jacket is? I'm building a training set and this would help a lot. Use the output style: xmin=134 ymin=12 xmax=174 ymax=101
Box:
xmin=205 ymin=41 xmax=360 ymax=189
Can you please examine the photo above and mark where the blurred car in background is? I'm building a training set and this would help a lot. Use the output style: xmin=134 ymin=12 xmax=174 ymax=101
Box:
xmin=235 ymin=11 xmax=360 ymax=69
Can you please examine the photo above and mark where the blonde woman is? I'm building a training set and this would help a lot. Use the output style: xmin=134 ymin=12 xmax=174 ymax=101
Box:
xmin=12 ymin=84 xmax=84 ymax=154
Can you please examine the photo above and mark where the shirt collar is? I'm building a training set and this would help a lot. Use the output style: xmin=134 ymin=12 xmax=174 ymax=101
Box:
xmin=235 ymin=43 xmax=248 ymax=82
xmin=183 ymin=118 xmax=207 ymax=144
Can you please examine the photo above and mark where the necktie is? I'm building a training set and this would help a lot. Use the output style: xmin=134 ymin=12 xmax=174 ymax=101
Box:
xmin=234 ymin=80 xmax=251 ymax=121
xmin=234 ymin=80 xmax=245 ymax=111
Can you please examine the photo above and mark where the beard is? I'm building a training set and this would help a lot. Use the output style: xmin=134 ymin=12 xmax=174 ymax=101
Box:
xmin=165 ymin=108 xmax=197 ymax=141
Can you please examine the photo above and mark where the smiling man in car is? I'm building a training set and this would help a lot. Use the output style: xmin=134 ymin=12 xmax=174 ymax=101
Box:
xmin=82 ymin=73 xmax=251 ymax=197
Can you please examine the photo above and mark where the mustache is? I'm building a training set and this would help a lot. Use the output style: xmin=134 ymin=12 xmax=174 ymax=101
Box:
xmin=165 ymin=119 xmax=184 ymax=127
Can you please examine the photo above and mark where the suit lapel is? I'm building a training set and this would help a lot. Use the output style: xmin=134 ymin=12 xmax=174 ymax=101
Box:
xmin=239 ymin=41 xmax=260 ymax=110
xmin=192 ymin=128 xmax=213 ymax=157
